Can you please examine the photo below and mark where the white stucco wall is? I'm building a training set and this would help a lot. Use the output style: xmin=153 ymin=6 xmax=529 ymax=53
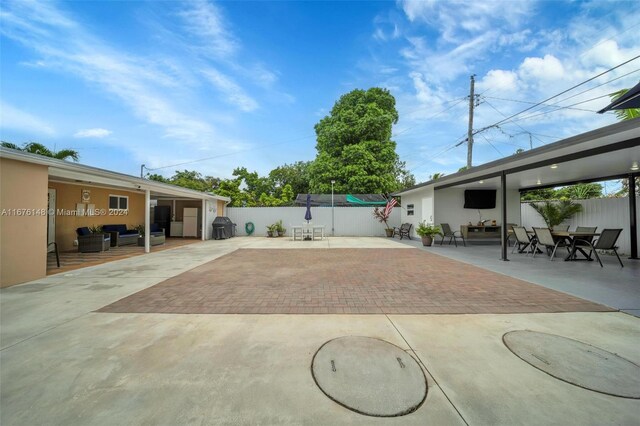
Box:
xmin=399 ymin=185 xmax=521 ymax=237
xmin=433 ymin=187 xmax=521 ymax=233
xmin=399 ymin=187 xmax=434 ymax=237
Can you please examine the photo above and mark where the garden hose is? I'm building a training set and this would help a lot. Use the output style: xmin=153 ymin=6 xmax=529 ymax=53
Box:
xmin=245 ymin=221 xmax=255 ymax=235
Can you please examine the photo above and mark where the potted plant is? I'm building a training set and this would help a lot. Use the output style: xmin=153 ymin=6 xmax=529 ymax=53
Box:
xmin=275 ymin=220 xmax=286 ymax=237
xmin=266 ymin=224 xmax=278 ymax=237
xmin=529 ymin=199 xmax=582 ymax=230
xmin=373 ymin=200 xmax=397 ymax=237
xmin=88 ymin=225 xmax=104 ymax=234
xmin=416 ymin=221 xmax=441 ymax=246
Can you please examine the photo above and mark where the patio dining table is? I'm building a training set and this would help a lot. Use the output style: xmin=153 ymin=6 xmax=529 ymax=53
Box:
xmin=550 ymin=231 xmax=600 ymax=261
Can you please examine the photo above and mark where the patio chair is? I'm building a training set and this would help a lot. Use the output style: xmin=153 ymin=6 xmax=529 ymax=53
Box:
xmin=553 ymin=225 xmax=569 ymax=231
xmin=574 ymin=228 xmax=623 ymax=268
xmin=76 ymin=227 xmax=111 ymax=253
xmin=570 ymin=226 xmax=597 ymax=259
xmin=393 ymin=223 xmax=412 ymax=240
xmin=511 ymin=226 xmax=533 ymax=254
xmin=532 ymin=227 xmax=569 ymax=260
xmin=440 ymin=223 xmax=465 ymax=247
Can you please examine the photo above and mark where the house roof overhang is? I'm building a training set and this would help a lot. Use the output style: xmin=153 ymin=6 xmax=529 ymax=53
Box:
xmin=0 ymin=148 xmax=231 ymax=202
xmin=393 ymin=118 xmax=640 ymax=195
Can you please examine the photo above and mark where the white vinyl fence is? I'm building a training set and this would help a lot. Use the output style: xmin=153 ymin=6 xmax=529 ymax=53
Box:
xmin=227 ymin=207 xmax=401 ymax=237
xmin=521 ymin=197 xmax=638 ymax=255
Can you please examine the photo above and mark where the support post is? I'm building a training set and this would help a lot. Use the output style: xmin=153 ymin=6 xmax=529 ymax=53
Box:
xmin=202 ymin=199 xmax=206 ymax=241
xmin=629 ymin=173 xmax=638 ymax=259
xmin=500 ymin=171 xmax=509 ymax=261
xmin=467 ymin=74 xmax=475 ymax=168
xmin=331 ymin=180 xmax=335 ymax=236
xmin=144 ymin=189 xmax=150 ymax=253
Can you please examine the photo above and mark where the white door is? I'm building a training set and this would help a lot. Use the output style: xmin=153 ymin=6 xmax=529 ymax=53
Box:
xmin=421 ymin=196 xmax=433 ymax=224
xmin=47 ymin=188 xmax=56 ymax=246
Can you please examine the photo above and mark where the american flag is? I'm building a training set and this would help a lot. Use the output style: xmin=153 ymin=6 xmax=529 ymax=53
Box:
xmin=383 ymin=198 xmax=397 ymax=217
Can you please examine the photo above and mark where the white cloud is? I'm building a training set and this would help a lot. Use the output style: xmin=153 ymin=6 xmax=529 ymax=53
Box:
xmin=1 ymin=0 xmax=220 ymax=147
xmin=519 ymin=54 xmax=566 ymax=82
xmin=73 ymin=128 xmax=112 ymax=138
xmin=399 ymin=0 xmax=533 ymax=42
xmin=177 ymin=0 xmax=238 ymax=59
xmin=201 ymin=68 xmax=259 ymax=112
xmin=0 ymin=102 xmax=56 ymax=136
xmin=479 ymin=69 xmax=519 ymax=93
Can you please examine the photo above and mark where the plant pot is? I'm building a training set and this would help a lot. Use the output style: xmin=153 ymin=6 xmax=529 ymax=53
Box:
xmin=421 ymin=236 xmax=433 ymax=246
xmin=277 ymin=230 xmax=285 ymax=237
xmin=385 ymin=228 xmax=394 ymax=237
xmin=267 ymin=231 xmax=274 ymax=237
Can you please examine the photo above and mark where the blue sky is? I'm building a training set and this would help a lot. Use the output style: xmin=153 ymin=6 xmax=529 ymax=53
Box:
xmin=1 ymin=0 xmax=639 ymax=185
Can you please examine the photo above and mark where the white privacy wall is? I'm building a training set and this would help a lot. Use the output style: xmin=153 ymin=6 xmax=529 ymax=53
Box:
xmin=434 ymin=187 xmax=521 ymax=231
xmin=227 ymin=207 xmax=401 ymax=237
xmin=521 ymin=197 xmax=639 ymax=255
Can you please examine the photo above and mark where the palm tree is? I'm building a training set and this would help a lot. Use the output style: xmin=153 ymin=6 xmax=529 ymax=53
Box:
xmin=609 ymin=88 xmax=640 ymax=121
xmin=529 ymin=199 xmax=583 ymax=229
xmin=430 ymin=172 xmax=445 ymax=180
xmin=1 ymin=141 xmax=79 ymax=162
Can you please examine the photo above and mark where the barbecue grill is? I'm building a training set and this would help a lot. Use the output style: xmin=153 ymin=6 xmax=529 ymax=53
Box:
xmin=212 ymin=217 xmax=236 ymax=239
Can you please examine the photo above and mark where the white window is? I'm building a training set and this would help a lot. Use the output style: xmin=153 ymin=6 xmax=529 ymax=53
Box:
xmin=109 ymin=194 xmax=129 ymax=210
xmin=407 ymin=204 xmax=414 ymax=216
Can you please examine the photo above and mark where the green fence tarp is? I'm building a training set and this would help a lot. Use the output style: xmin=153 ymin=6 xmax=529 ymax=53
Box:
xmin=345 ymin=194 xmax=387 ymax=206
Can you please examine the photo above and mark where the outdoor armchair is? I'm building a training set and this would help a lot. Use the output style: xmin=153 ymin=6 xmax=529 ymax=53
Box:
xmin=393 ymin=223 xmax=412 ymax=240
xmin=574 ymin=228 xmax=623 ymax=267
xmin=440 ymin=223 xmax=465 ymax=247
xmin=76 ymin=227 xmax=111 ymax=253
xmin=532 ymin=227 xmax=569 ymax=260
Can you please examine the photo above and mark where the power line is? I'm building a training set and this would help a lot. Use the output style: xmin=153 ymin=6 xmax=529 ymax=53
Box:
xmin=473 ymin=55 xmax=640 ymax=134
xmin=145 ymin=134 xmax=315 ymax=172
xmin=393 ymin=96 xmax=467 ymax=137
xmin=506 ymin=93 xmax=611 ymax=124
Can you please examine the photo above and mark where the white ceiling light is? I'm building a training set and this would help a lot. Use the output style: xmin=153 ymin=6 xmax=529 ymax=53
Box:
xmin=550 ymin=164 xmax=558 ymax=169
xmin=478 ymin=180 xmax=484 ymax=184
xmin=536 ymin=179 xmax=542 ymax=185
xmin=631 ymin=162 xmax=639 ymax=171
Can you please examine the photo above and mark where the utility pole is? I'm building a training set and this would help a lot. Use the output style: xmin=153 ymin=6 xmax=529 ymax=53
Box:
xmin=140 ymin=164 xmax=145 ymax=179
xmin=466 ymin=74 xmax=476 ymax=168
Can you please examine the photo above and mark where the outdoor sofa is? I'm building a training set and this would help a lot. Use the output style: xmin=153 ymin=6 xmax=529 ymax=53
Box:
xmin=102 ymin=224 xmax=139 ymax=247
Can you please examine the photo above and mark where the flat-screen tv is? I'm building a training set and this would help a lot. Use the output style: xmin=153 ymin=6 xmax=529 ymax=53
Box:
xmin=464 ymin=189 xmax=496 ymax=209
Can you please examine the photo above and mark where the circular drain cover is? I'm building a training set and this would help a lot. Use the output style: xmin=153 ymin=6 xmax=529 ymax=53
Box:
xmin=503 ymin=330 xmax=640 ymax=399
xmin=311 ymin=336 xmax=427 ymax=417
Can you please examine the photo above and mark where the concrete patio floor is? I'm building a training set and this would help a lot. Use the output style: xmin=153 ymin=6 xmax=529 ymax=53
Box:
xmin=396 ymin=238 xmax=640 ymax=317
xmin=1 ymin=237 xmax=639 ymax=425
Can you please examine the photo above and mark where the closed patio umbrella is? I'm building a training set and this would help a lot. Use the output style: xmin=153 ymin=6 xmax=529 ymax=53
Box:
xmin=304 ymin=194 xmax=312 ymax=240
xmin=305 ymin=194 xmax=312 ymax=223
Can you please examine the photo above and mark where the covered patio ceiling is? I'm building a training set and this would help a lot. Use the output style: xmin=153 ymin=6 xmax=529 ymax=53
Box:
xmin=395 ymin=118 xmax=640 ymax=260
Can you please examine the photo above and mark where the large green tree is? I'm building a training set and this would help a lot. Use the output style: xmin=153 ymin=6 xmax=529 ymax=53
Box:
xmin=2 ymin=141 xmax=79 ymax=161
xmin=148 ymin=170 xmax=220 ymax=192
xmin=521 ymin=183 xmax=603 ymax=201
xmin=308 ymin=87 xmax=412 ymax=193
xmin=268 ymin=161 xmax=311 ymax=198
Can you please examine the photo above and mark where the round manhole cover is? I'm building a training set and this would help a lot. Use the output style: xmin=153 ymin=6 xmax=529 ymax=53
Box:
xmin=311 ymin=336 xmax=427 ymax=417
xmin=503 ymin=330 xmax=640 ymax=399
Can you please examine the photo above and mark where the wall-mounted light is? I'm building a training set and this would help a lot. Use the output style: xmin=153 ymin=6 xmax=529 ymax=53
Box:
xmin=631 ymin=161 xmax=639 ymax=171
xmin=550 ymin=164 xmax=558 ymax=169
xmin=536 ymin=179 xmax=542 ymax=185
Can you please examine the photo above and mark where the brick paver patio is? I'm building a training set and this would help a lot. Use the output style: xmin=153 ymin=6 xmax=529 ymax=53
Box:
xmin=98 ymin=248 xmax=613 ymax=314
